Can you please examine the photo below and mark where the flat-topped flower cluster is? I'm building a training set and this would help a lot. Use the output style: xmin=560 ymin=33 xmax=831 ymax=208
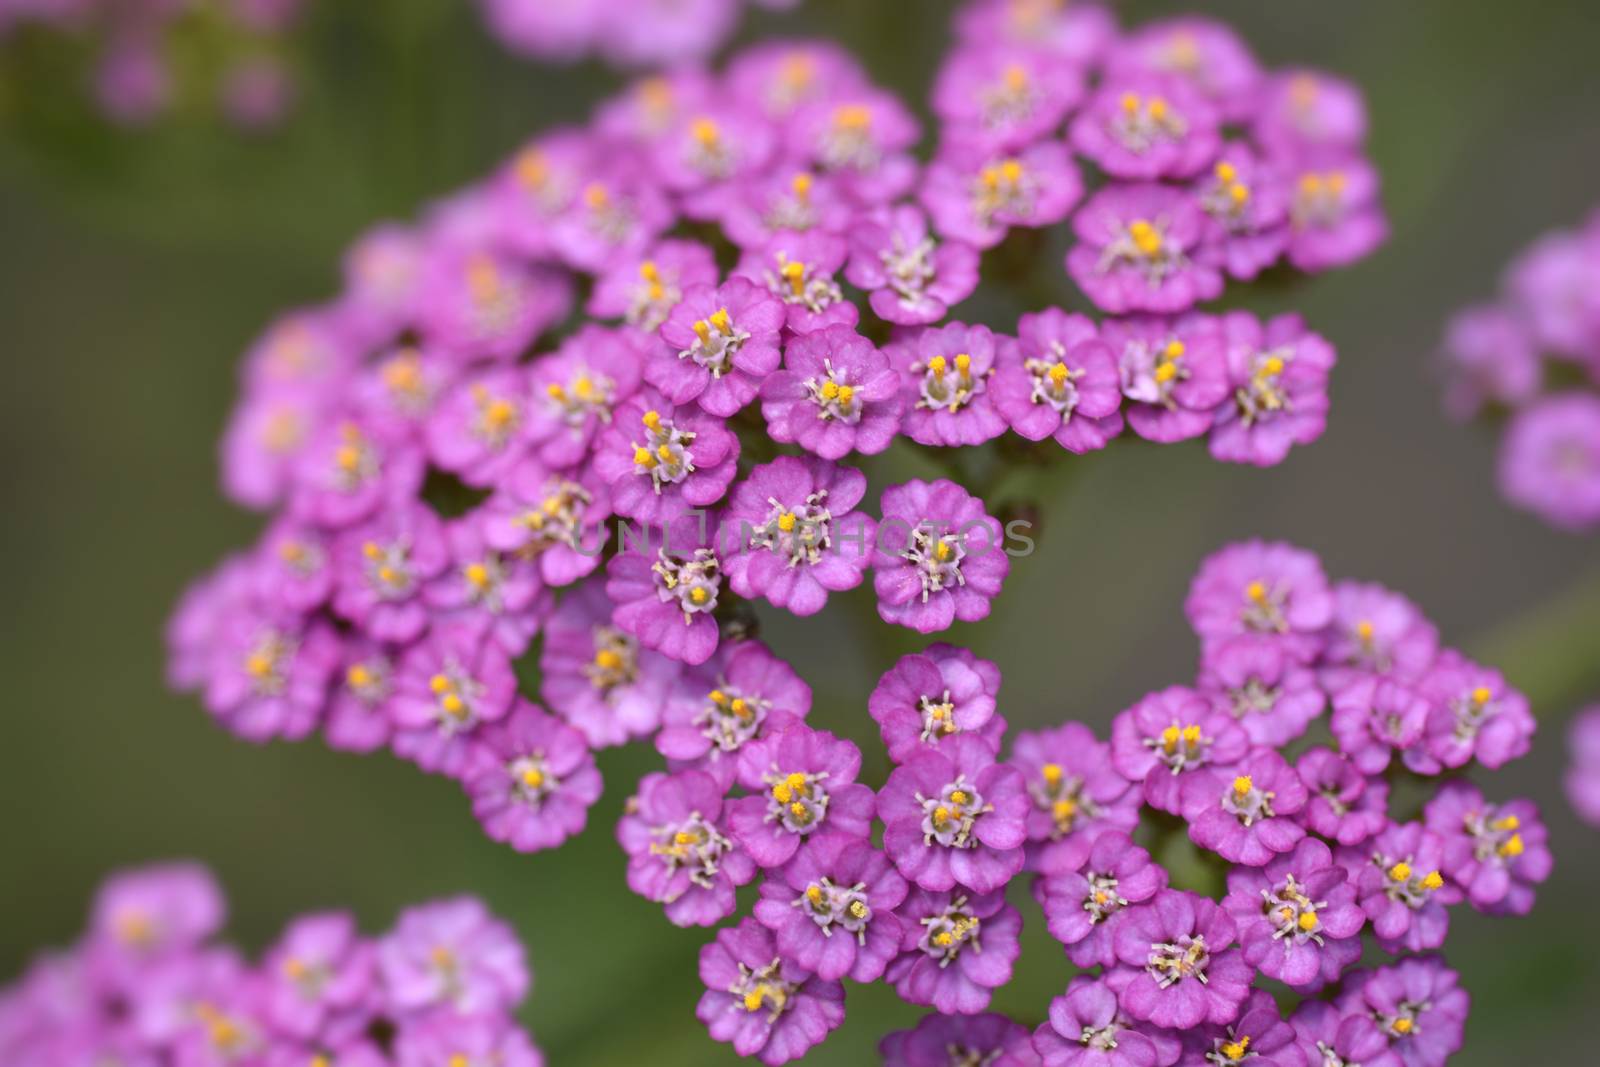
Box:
xmin=1440 ymin=205 xmax=1600 ymax=531
xmin=0 ymin=0 xmax=304 ymax=127
xmin=0 ymin=864 xmax=540 ymax=1067
xmin=608 ymin=538 xmax=1544 ymax=1064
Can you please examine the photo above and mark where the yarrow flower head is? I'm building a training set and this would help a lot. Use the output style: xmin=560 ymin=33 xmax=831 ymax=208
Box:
xmin=870 ymin=643 xmax=1007 ymax=764
xmin=695 ymin=917 xmax=845 ymax=1066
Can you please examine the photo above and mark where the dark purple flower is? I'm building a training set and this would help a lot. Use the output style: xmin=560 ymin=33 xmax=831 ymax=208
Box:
xmin=872 ymin=478 xmax=1011 ymax=632
xmin=923 ymin=140 xmax=1083 ymax=250
xmin=883 ymin=1011 xmax=1039 ymax=1067
xmin=879 ymin=733 xmax=1027 ymax=894
xmin=1067 ymin=183 xmax=1222 ymax=314
xmin=377 ymin=896 xmax=529 ymax=1016
xmin=1185 ymin=540 xmax=1333 ymax=661
xmin=1336 ymin=958 xmax=1468 ymax=1067
xmin=869 ymin=644 xmax=1006 ymax=765
xmin=1408 ymin=651 xmax=1534 ymax=773
xmin=845 ymin=204 xmax=980 ymax=326
xmin=1070 ymin=75 xmax=1221 ymax=180
xmin=539 ymin=578 xmax=680 ymax=747
xmin=720 ymin=456 xmax=875 ymax=616
xmin=1341 ymin=822 xmax=1460 ymax=953
xmin=1197 ymin=637 xmax=1326 ymax=748
xmin=1110 ymin=686 xmax=1250 ymax=818
xmin=1319 ymin=581 xmax=1439 ymax=691
xmin=1110 ymin=890 xmax=1253 ymax=1030
xmin=1181 ymin=990 xmax=1302 ymax=1067
xmin=1294 ymin=747 xmax=1389 ymax=846
xmin=1188 ymin=749 xmax=1308 ymax=866
xmin=728 ymin=725 xmax=876 ymax=868
xmin=649 ymin=277 xmax=785 ymax=417
xmin=1010 ymin=725 xmax=1139 ymax=870
xmin=462 ymin=701 xmax=603 ymax=853
xmin=618 ymin=770 xmax=756 ymax=927
xmin=1329 ymin=676 xmax=1431 ymax=776
xmin=1035 ymin=830 xmax=1167 ymax=970
xmin=1209 ymin=311 xmax=1336 ymax=467
xmin=261 ymin=911 xmax=375 ymax=1040
xmin=605 ymin=513 xmax=727 ymax=665
xmin=1031 ymin=976 xmax=1182 ymax=1067
xmin=886 ymin=887 xmax=1021 ymax=1014
xmin=1223 ymin=837 xmax=1362 ymax=991
xmin=1102 ymin=314 xmax=1230 ymax=444
xmin=1497 ymin=393 xmax=1600 ymax=532
xmin=888 ymin=321 xmax=1010 ymax=447
xmin=591 ymin=389 xmax=740 ymax=526
xmin=752 ymin=831 xmax=907 ymax=982
xmin=332 ymin=503 xmax=449 ymax=644
xmin=390 ymin=625 xmax=517 ymax=776
xmin=695 ymin=918 xmax=844 ymax=1066
xmin=991 ymin=309 xmax=1124 ymax=453
xmin=1423 ymin=782 xmax=1551 ymax=915
xmin=657 ymin=640 xmax=811 ymax=789
xmin=761 ymin=323 xmax=904 ymax=459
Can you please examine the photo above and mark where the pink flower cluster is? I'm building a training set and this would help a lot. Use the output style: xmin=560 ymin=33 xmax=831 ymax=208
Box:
xmin=0 ymin=863 xmax=541 ymax=1067
xmin=1440 ymin=205 xmax=1600 ymax=531
xmin=477 ymin=0 xmax=798 ymax=69
xmin=0 ymin=0 xmax=303 ymax=127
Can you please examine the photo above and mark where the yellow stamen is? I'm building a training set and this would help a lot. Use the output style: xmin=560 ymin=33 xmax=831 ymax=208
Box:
xmin=1246 ymin=580 xmax=1268 ymax=603
xmin=1298 ymin=911 xmax=1319 ymax=931
xmin=1128 ymin=219 xmax=1163 ymax=256
xmin=515 ymin=148 xmax=547 ymax=189
xmin=781 ymin=259 xmax=807 ymax=296
xmin=806 ymin=884 xmax=824 ymax=903
xmin=1356 ymin=620 xmax=1376 ymax=643
xmin=834 ymin=103 xmax=871 ymax=130
xmin=1147 ymin=96 xmax=1169 ymax=121
xmin=1229 ymin=182 xmax=1251 ymax=205
xmin=933 ymin=805 xmax=952 ymax=825
xmin=949 ymin=790 xmax=970 ymax=806
xmin=1160 ymin=725 xmax=1181 ymax=752
xmin=709 ymin=689 xmax=728 ymax=705
xmin=1421 ymin=870 xmax=1444 ymax=891
xmin=521 ymin=767 xmax=545 ymax=789
xmin=849 ymin=900 xmax=868 ymax=919
xmin=429 ymin=673 xmax=452 ymax=695
xmin=1002 ymin=64 xmax=1028 ymax=93
xmin=819 ymin=379 xmax=840 ymax=399
xmin=772 ymin=782 xmax=794 ymax=803
xmin=1388 ymin=862 xmax=1412 ymax=882
xmin=639 ymin=260 xmax=660 ymax=283
xmin=362 ymin=541 xmax=382 ymax=560
xmin=934 ymin=540 xmax=954 ymax=562
xmin=789 ymin=801 xmax=809 ymax=819
xmin=1493 ymin=814 xmax=1520 ymax=831
xmin=1232 ymin=776 xmax=1253 ymax=795
xmin=583 ymin=183 xmax=610 ymax=209
xmin=376 ymin=566 xmax=400 ymax=586
xmin=1471 ymin=686 xmax=1493 ymax=705
xmin=1154 ymin=361 xmax=1179 ymax=384
xmin=1053 ymin=798 xmax=1077 ymax=823
xmin=791 ymin=172 xmax=813 ymax=199
xmin=730 ymin=698 xmax=751 ymax=718
xmin=441 ymin=693 xmax=466 ymax=717
xmin=1048 ymin=362 xmax=1069 ymax=387
xmin=1041 ymin=763 xmax=1063 ymax=785
xmin=633 ymin=446 xmax=655 ymax=467
xmin=999 ymin=159 xmax=1023 ymax=184
xmin=1499 ymin=835 xmax=1524 ymax=858
xmin=641 ymin=409 xmax=662 ymax=431
xmin=928 ymin=355 xmax=948 ymax=377
xmin=1181 ymin=724 xmax=1202 ymax=745
xmin=1220 ymin=1037 xmax=1250 ymax=1060
xmin=836 ymin=384 xmax=855 ymax=405
xmin=692 ymin=319 xmax=712 ymax=344
xmin=743 ymin=990 xmax=765 ymax=1012
xmin=245 ymin=651 xmax=274 ymax=678
xmin=335 ymin=444 xmax=361 ymax=472
xmin=464 ymin=562 xmax=490 ymax=590
xmin=656 ymin=444 xmax=674 ymax=464
xmin=953 ymin=352 xmax=972 ymax=377
xmin=689 ymin=587 xmax=709 ymax=605
xmin=708 ymin=308 xmax=732 ymax=334
xmin=346 ymin=664 xmax=373 ymax=689
xmin=1392 ymin=1018 xmax=1413 ymax=1035
xmin=594 ymin=649 xmax=623 ymax=671
xmin=1121 ymin=92 xmax=1140 ymax=114
xmin=1214 ymin=161 xmax=1238 ymax=184
xmin=690 ymin=117 xmax=720 ymax=147
xmin=777 ymin=512 xmax=797 ymax=532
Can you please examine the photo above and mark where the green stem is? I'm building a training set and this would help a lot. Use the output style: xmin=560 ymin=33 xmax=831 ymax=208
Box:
xmin=1468 ymin=565 xmax=1600 ymax=717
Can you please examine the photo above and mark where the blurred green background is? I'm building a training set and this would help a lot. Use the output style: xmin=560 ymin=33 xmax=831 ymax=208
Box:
xmin=3 ymin=1 xmax=1599 ymax=1063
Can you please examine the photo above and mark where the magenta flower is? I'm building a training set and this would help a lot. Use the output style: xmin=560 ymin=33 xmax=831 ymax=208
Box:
xmin=1108 ymin=18 xmax=1262 ymax=120
xmin=1191 ymin=146 xmax=1291 ymax=281
xmin=332 ymin=503 xmax=449 ymax=643
xmin=652 ymin=106 xmax=776 ymax=216
xmin=588 ymin=239 xmax=719 ymax=332
xmin=723 ymin=41 xmax=870 ymax=129
xmin=888 ymin=321 xmax=1009 ymax=447
xmin=427 ymin=517 xmax=551 ymax=657
xmin=618 ymin=770 xmax=755 ymax=927
xmin=1196 ymin=636 xmax=1326 ymax=748
xmin=1423 ymin=783 xmax=1551 ymax=916
xmin=991 ymin=309 xmax=1124 ymax=453
xmin=425 ymin=365 xmax=532 ymax=488
xmin=1342 ymin=822 xmax=1460 ymax=953
xmin=539 ymin=578 xmax=679 ymax=748
xmin=1110 ymin=889 xmax=1252 ymax=1030
xmin=202 ymin=608 xmax=339 ymax=743
xmin=845 ymin=204 xmax=980 ymax=326
xmin=326 ymin=638 xmax=401 ymax=753
xmin=252 ymin=522 xmax=333 ymax=617
xmin=922 ymin=140 xmax=1083 ymax=250
xmin=378 ymin=896 xmax=529 ymax=1015
xmin=462 ymin=701 xmax=602 ymax=853
xmin=885 ymin=887 xmax=1021 ymax=1014
xmin=1222 ymin=837 xmax=1362 ymax=991
xmin=260 ymin=912 xmax=374 ymax=1040
xmin=390 ymin=625 xmax=516 ymax=776
xmin=720 ymin=457 xmax=873 ymax=616
xmin=1285 ymin=156 xmax=1388 ymax=272
xmin=1209 ymin=311 xmax=1336 ymax=467
xmin=1294 ymin=747 xmax=1389 ymax=846
xmin=1336 ymin=958 xmax=1468 ymax=1067
xmin=548 ymin=168 xmax=673 ymax=273
xmin=649 ymin=277 xmax=785 ymax=417
xmin=418 ymin=249 xmax=570 ymax=362
xmin=524 ymin=325 xmax=644 ymax=468
xmin=90 ymin=864 xmax=225 ymax=966
xmin=873 ymin=478 xmax=1011 ymax=632
xmin=289 ymin=417 xmax=424 ymax=530
xmin=1438 ymin=304 xmax=1542 ymax=420
xmin=1109 ymin=686 xmax=1249 ymax=818
xmin=1009 ymin=725 xmax=1138 ymax=870
xmin=1409 ymin=651 xmax=1534 ymax=772
xmin=734 ymin=231 xmax=858 ymax=335
xmin=790 ymin=89 xmax=921 ymax=205
xmin=760 ymin=322 xmax=904 ymax=458
xmin=591 ymin=389 xmax=740 ymax=526
xmin=1497 ymin=393 xmax=1600 ymax=531
xmin=605 ymin=513 xmax=727 ymax=665
xmin=1188 ymin=748 xmax=1308 ymax=866
xmin=1330 ymin=676 xmax=1430 ymax=775
xmin=878 ymin=733 xmax=1027 ymax=894
xmin=1320 ymin=580 xmax=1440 ymax=690
xmin=478 ymin=462 xmax=610 ymax=591
xmin=1034 ymin=830 xmax=1167 ymax=970
xmin=883 ymin=1012 xmax=1039 ymax=1067
xmin=342 ymin=224 xmax=425 ymax=337
xmin=1067 ymin=183 xmax=1222 ymax=314
xmin=695 ymin=918 xmax=844 ymax=1067
xmin=1254 ymin=70 xmax=1368 ymax=157
xmin=1031 ymin=976 xmax=1182 ymax=1067
xmin=350 ymin=345 xmax=454 ymax=449
xmin=1566 ymin=706 xmax=1600 ymax=827
xmin=1289 ymin=1001 xmax=1392 ymax=1067
xmin=656 ymin=640 xmax=811 ymax=788
xmin=221 ymin=388 xmax=320 ymax=510
xmin=752 ymin=831 xmax=907 ymax=982
xmin=1102 ymin=314 xmax=1230 ymax=444
xmin=1506 ymin=225 xmax=1600 ymax=360
xmin=1185 ymin=539 xmax=1333 ymax=659
xmin=1181 ymin=990 xmax=1302 ymax=1067
xmin=721 ymin=168 xmax=854 ymax=251
xmin=1070 ymin=75 xmax=1221 ymax=180
xmin=393 ymin=1015 xmax=544 ymax=1067
xmin=727 ymin=725 xmax=876 ymax=868
xmin=931 ymin=43 xmax=1084 ymax=152
xmin=869 ymin=644 xmax=1006 ymax=765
